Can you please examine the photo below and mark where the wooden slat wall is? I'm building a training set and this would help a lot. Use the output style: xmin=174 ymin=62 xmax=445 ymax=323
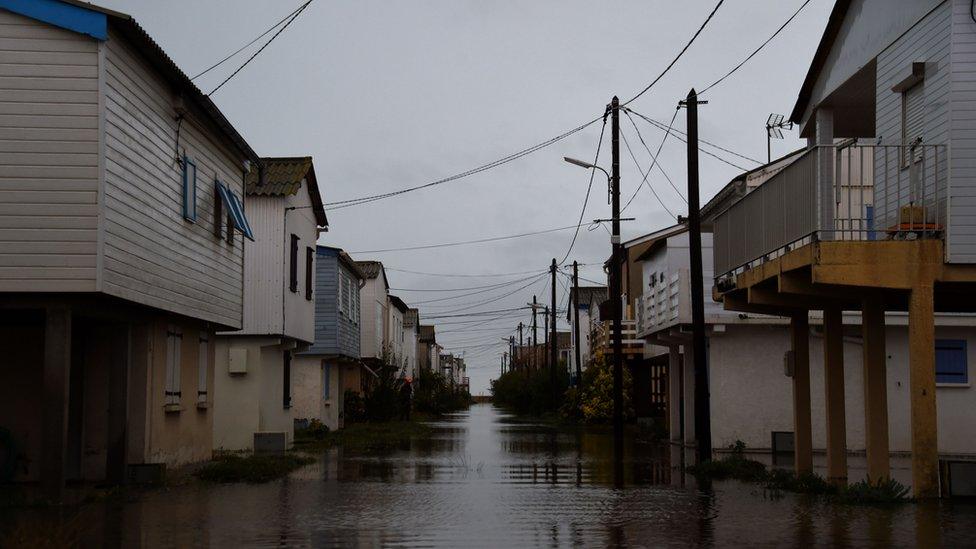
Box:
xmin=0 ymin=10 xmax=99 ymax=291
xmin=102 ymin=28 xmax=246 ymax=328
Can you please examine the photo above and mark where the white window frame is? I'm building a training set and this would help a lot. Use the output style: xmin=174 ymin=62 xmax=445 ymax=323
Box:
xmin=165 ymin=326 xmax=183 ymax=408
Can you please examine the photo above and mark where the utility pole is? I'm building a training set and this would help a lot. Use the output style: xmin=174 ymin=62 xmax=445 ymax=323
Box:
xmin=682 ymin=88 xmax=712 ymax=464
xmin=550 ymin=258 xmax=558 ymax=396
xmin=610 ymin=96 xmax=624 ymax=459
xmin=544 ymin=306 xmax=549 ymax=369
xmin=532 ymin=296 xmax=538 ymax=371
xmin=573 ymin=260 xmax=582 ymax=386
xmin=518 ymin=322 xmax=523 ymax=371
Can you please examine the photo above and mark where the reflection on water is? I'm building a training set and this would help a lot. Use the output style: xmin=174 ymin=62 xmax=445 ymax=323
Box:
xmin=2 ymin=403 xmax=974 ymax=547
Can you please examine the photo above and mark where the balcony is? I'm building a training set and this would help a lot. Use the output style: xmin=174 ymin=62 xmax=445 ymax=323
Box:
xmin=635 ymin=269 xmax=690 ymax=337
xmin=592 ymin=319 xmax=644 ymax=358
xmin=712 ymin=143 xmax=947 ymax=283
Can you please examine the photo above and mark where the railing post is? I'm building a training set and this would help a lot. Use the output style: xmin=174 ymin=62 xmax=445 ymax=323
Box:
xmin=816 ymin=108 xmax=835 ymax=240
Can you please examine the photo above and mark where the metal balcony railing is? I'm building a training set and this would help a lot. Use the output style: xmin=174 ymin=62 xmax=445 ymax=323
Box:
xmin=593 ymin=319 xmax=644 ymax=357
xmin=636 ymin=269 xmax=690 ymax=336
xmin=713 ymin=143 xmax=947 ymax=281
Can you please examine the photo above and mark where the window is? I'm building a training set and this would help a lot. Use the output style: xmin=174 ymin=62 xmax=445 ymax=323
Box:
xmin=165 ymin=326 xmax=183 ymax=408
xmin=901 ymin=82 xmax=924 ymax=166
xmin=197 ymin=334 xmax=209 ymax=405
xmin=339 ymin=274 xmax=348 ymax=315
xmin=182 ymin=156 xmax=197 ymax=222
xmin=305 ymin=247 xmax=314 ymax=300
xmin=936 ymin=339 xmax=968 ymax=385
xmin=323 ymin=361 xmax=331 ymax=401
xmin=289 ymin=235 xmax=299 ymax=293
xmin=283 ymin=350 xmax=292 ymax=408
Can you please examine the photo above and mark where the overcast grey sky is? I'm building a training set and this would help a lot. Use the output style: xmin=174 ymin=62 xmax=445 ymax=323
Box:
xmin=103 ymin=0 xmax=832 ymax=394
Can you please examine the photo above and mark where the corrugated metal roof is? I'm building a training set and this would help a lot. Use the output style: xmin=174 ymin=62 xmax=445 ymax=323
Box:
xmin=245 ymin=157 xmax=328 ymax=227
xmin=419 ymin=325 xmax=436 ymax=343
xmin=388 ymin=294 xmax=408 ymax=313
xmin=567 ymin=286 xmax=608 ymax=320
xmin=355 ymin=261 xmax=383 ymax=279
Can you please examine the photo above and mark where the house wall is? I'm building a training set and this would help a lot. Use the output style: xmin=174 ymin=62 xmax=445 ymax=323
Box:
xmin=0 ymin=10 xmax=99 ymax=292
xmin=708 ymin=322 xmax=976 ymax=457
xmin=948 ymin=0 xmax=976 ymax=261
xmin=873 ymin=1 xmax=951 ymax=237
xmin=141 ymin=317 xmax=215 ymax=466
xmin=102 ymin=27 xmax=246 ymax=328
xmin=282 ymin=188 xmax=317 ymax=343
xmin=292 ymin=356 xmax=344 ymax=431
xmin=359 ymin=278 xmax=386 ymax=359
xmin=212 ymin=336 xmax=293 ymax=451
xmin=388 ymin=303 xmax=404 ymax=364
xmin=239 ymin=195 xmax=284 ymax=335
xmin=403 ymin=327 xmax=418 ymax=378
xmin=798 ymin=0 xmax=944 ymax=130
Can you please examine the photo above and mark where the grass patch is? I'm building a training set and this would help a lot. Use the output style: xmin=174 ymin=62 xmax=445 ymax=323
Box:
xmin=688 ymin=441 xmax=912 ymax=505
xmin=194 ymin=452 xmax=314 ymax=484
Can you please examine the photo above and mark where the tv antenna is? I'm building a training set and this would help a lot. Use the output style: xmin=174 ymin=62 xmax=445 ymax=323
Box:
xmin=766 ymin=113 xmax=794 ymax=163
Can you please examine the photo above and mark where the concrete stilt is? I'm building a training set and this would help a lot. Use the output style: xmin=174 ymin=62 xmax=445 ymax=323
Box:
xmin=106 ymin=325 xmax=130 ymax=484
xmin=668 ymin=345 xmax=682 ymax=443
xmin=861 ymin=295 xmax=890 ymax=481
xmin=41 ymin=307 xmax=71 ymax=501
xmin=908 ymin=285 xmax=939 ymax=498
xmin=790 ymin=312 xmax=813 ymax=475
xmin=683 ymin=347 xmax=696 ymax=447
xmin=823 ymin=307 xmax=847 ymax=484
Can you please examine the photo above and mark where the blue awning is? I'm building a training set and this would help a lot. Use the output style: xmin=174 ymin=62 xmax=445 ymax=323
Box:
xmin=216 ymin=181 xmax=254 ymax=241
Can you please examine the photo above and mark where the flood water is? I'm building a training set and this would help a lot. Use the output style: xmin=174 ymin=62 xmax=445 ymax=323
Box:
xmin=4 ymin=403 xmax=976 ymax=547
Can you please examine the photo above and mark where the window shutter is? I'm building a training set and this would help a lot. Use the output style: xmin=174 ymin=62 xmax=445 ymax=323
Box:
xmin=198 ymin=334 xmax=209 ymax=404
xmin=305 ymin=247 xmax=314 ymax=301
xmin=289 ymin=234 xmax=299 ymax=293
xmin=165 ymin=327 xmax=183 ymax=406
xmin=182 ymin=157 xmax=197 ymax=222
xmin=283 ymin=351 xmax=292 ymax=408
xmin=936 ymin=339 xmax=968 ymax=384
xmin=322 ymin=361 xmax=330 ymax=400
xmin=902 ymin=83 xmax=924 ymax=165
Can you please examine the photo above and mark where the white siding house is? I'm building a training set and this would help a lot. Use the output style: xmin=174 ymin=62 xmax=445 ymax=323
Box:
xmin=0 ymin=0 xmax=260 ymax=499
xmin=213 ymin=157 xmax=328 ymax=451
xmin=355 ymin=260 xmax=390 ymax=362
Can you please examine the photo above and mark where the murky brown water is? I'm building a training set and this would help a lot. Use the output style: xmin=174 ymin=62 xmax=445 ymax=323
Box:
xmin=3 ymin=403 xmax=975 ymax=547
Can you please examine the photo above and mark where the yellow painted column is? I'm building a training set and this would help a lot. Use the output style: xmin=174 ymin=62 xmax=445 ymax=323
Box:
xmin=823 ymin=307 xmax=847 ymax=484
xmin=908 ymin=285 xmax=939 ymax=498
xmin=861 ymin=295 xmax=890 ymax=481
xmin=791 ymin=312 xmax=813 ymax=475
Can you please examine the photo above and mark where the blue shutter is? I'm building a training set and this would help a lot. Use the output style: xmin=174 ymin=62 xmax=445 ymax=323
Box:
xmin=214 ymin=181 xmax=255 ymax=241
xmin=182 ymin=156 xmax=197 ymax=222
xmin=935 ymin=339 xmax=968 ymax=384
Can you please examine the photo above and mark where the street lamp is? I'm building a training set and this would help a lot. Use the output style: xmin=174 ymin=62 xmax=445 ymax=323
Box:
xmin=564 ymin=157 xmax=610 ymax=181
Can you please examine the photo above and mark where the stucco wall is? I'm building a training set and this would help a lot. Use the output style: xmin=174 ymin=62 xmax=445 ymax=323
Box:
xmin=212 ymin=336 xmax=293 ymax=451
xmin=708 ymin=322 xmax=976 ymax=456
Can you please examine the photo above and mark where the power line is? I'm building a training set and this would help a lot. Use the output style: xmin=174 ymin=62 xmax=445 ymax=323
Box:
xmin=422 ymin=307 xmax=528 ymax=320
xmin=192 ymin=2 xmax=309 ymax=81
xmin=324 ymin=117 xmax=603 ymax=209
xmin=620 ymin=127 xmax=676 ymax=219
xmin=420 ymin=274 xmax=547 ymax=313
xmin=625 ymin=108 xmax=762 ymax=165
xmin=348 ymin=224 xmax=585 ymax=254
xmin=325 ymin=0 xmax=727 ymax=212
xmin=699 ymin=0 xmax=814 ymax=96
xmin=390 ymin=274 xmax=546 ymax=292
xmin=559 ymin=109 xmax=609 ymax=266
xmin=386 ymin=266 xmax=546 ymax=278
xmin=408 ymin=273 xmax=546 ymax=305
xmin=621 ymin=0 xmax=725 ymax=107
xmin=207 ymin=0 xmax=314 ymax=96
xmin=622 ymin=107 xmax=682 ymax=213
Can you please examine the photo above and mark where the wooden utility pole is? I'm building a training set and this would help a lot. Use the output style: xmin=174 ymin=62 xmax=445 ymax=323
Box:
xmin=532 ymin=295 xmax=538 ymax=370
xmin=683 ymin=88 xmax=712 ymax=464
xmin=550 ymin=258 xmax=558 ymax=395
xmin=610 ymin=96 xmax=624 ymax=456
xmin=573 ymin=260 xmax=582 ymax=386
xmin=544 ymin=306 xmax=549 ymax=366
xmin=518 ymin=322 xmax=523 ymax=371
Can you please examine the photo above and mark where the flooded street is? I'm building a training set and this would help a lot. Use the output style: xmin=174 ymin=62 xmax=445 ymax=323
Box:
xmin=5 ymin=403 xmax=976 ymax=547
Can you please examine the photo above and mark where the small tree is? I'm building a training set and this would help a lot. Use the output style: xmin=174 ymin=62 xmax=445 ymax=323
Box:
xmin=562 ymin=352 xmax=634 ymax=423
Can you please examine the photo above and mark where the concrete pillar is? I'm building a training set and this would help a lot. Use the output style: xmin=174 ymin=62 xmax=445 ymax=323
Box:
xmin=668 ymin=345 xmax=682 ymax=442
xmin=815 ymin=108 xmax=835 ymax=240
xmin=861 ymin=295 xmax=890 ymax=481
xmin=908 ymin=285 xmax=939 ymax=498
xmin=41 ymin=307 xmax=71 ymax=501
xmin=683 ymin=345 xmax=696 ymax=446
xmin=105 ymin=325 xmax=130 ymax=484
xmin=790 ymin=312 xmax=813 ymax=475
xmin=823 ymin=308 xmax=847 ymax=484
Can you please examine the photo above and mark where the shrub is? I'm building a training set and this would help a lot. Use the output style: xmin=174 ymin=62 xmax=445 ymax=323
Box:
xmin=294 ymin=419 xmax=329 ymax=441
xmin=413 ymin=370 xmax=471 ymax=415
xmin=561 ymin=354 xmax=634 ymax=424
xmin=195 ymin=453 xmax=314 ymax=484
xmin=841 ymin=477 xmax=911 ymax=504
xmin=491 ymin=364 xmax=569 ymax=417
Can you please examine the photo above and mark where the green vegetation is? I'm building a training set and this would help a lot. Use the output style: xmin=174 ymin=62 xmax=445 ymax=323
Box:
xmin=688 ymin=440 xmax=912 ymax=505
xmin=194 ymin=452 xmax=314 ymax=484
xmin=561 ymin=354 xmax=634 ymax=424
xmin=491 ymin=363 xmax=569 ymax=417
xmin=412 ymin=370 xmax=472 ymax=415
xmin=294 ymin=420 xmax=433 ymax=454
